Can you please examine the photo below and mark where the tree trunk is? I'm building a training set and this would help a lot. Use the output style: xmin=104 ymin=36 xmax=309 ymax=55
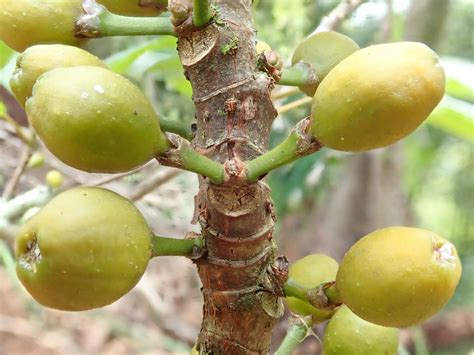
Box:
xmin=175 ymin=1 xmax=283 ymax=353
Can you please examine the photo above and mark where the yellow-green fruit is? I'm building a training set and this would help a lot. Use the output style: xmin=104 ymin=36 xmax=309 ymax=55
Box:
xmin=27 ymin=152 xmax=45 ymax=169
xmin=45 ymin=170 xmax=64 ymax=189
xmin=310 ymin=42 xmax=445 ymax=152
xmin=336 ymin=227 xmax=462 ymax=327
xmin=15 ymin=187 xmax=152 ymax=311
xmin=98 ymin=0 xmax=167 ymax=16
xmin=190 ymin=346 xmax=199 ymax=355
xmin=256 ymin=41 xmax=271 ymax=55
xmin=26 ymin=66 xmax=168 ymax=173
xmin=286 ymin=254 xmax=339 ymax=323
xmin=10 ymin=45 xmax=106 ymax=108
xmin=291 ymin=31 xmax=359 ymax=96
xmin=322 ymin=305 xmax=399 ymax=355
xmin=0 ymin=0 xmax=85 ymax=52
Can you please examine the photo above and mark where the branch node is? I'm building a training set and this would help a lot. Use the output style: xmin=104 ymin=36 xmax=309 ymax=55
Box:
xmin=306 ymin=281 xmax=342 ymax=311
xmin=75 ymin=0 xmax=105 ymax=38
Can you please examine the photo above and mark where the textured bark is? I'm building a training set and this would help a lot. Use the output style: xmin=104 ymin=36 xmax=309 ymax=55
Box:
xmin=174 ymin=1 xmax=283 ymax=353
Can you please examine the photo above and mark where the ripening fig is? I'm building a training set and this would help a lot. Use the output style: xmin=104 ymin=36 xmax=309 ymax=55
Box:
xmin=45 ymin=170 xmax=64 ymax=189
xmin=336 ymin=227 xmax=462 ymax=327
xmin=286 ymin=254 xmax=339 ymax=322
xmin=310 ymin=42 xmax=445 ymax=152
xmin=291 ymin=31 xmax=359 ymax=96
xmin=256 ymin=41 xmax=272 ymax=55
xmin=98 ymin=0 xmax=167 ymax=16
xmin=0 ymin=0 xmax=85 ymax=52
xmin=26 ymin=66 xmax=169 ymax=173
xmin=10 ymin=45 xmax=106 ymax=107
xmin=15 ymin=187 xmax=152 ymax=311
xmin=322 ymin=305 xmax=399 ymax=355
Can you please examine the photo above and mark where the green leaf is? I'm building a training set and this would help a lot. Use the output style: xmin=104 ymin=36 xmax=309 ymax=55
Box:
xmin=0 ymin=41 xmax=15 ymax=68
xmin=446 ymin=77 xmax=474 ymax=103
xmin=426 ymin=96 xmax=474 ymax=142
xmin=105 ymin=37 xmax=178 ymax=74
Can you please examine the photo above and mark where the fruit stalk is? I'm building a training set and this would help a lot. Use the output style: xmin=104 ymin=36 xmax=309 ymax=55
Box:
xmin=246 ymin=118 xmax=322 ymax=183
xmin=157 ymin=134 xmax=225 ymax=184
xmin=278 ymin=63 xmax=318 ymax=87
xmin=193 ymin=0 xmax=212 ymax=27
xmin=76 ymin=1 xmax=175 ymax=38
xmin=151 ymin=234 xmax=204 ymax=257
xmin=274 ymin=314 xmax=312 ymax=355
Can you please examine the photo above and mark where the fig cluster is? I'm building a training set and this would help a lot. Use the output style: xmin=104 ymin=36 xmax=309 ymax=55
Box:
xmin=292 ymin=34 xmax=445 ymax=152
xmin=9 ymin=44 xmax=169 ymax=173
xmin=285 ymin=227 xmax=461 ymax=353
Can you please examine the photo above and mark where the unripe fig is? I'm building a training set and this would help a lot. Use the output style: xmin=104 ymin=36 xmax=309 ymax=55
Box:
xmin=0 ymin=0 xmax=85 ymax=52
xmin=322 ymin=305 xmax=399 ymax=355
xmin=286 ymin=254 xmax=339 ymax=322
xmin=98 ymin=0 xmax=167 ymax=16
xmin=27 ymin=152 xmax=45 ymax=169
xmin=15 ymin=187 xmax=152 ymax=311
xmin=291 ymin=31 xmax=359 ymax=96
xmin=310 ymin=42 xmax=445 ymax=152
xmin=45 ymin=170 xmax=64 ymax=189
xmin=336 ymin=227 xmax=462 ymax=327
xmin=10 ymin=45 xmax=106 ymax=108
xmin=256 ymin=41 xmax=271 ymax=55
xmin=26 ymin=66 xmax=169 ymax=173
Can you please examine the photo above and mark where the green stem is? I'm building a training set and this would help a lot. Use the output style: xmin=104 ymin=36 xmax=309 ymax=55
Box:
xmin=246 ymin=131 xmax=299 ymax=183
xmin=157 ymin=135 xmax=225 ymax=184
xmin=325 ymin=281 xmax=343 ymax=305
xmin=151 ymin=235 xmax=204 ymax=257
xmin=275 ymin=315 xmax=312 ymax=355
xmin=193 ymin=0 xmax=212 ymax=27
xmin=100 ymin=11 xmax=176 ymax=37
xmin=159 ymin=117 xmax=194 ymax=140
xmin=278 ymin=63 xmax=318 ymax=87
xmin=283 ymin=280 xmax=342 ymax=310
xmin=283 ymin=281 xmax=310 ymax=303
xmin=246 ymin=119 xmax=322 ymax=183
xmin=179 ymin=145 xmax=224 ymax=184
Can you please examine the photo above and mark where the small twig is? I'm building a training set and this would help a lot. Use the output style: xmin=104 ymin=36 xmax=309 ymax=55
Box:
xmin=275 ymin=314 xmax=313 ymax=355
xmin=271 ymin=87 xmax=300 ymax=100
xmin=0 ymin=113 xmax=35 ymax=147
xmin=277 ymin=96 xmax=312 ymax=114
xmin=127 ymin=169 xmax=181 ymax=201
xmin=92 ymin=161 xmax=156 ymax=187
xmin=312 ymin=0 xmax=366 ymax=34
xmin=2 ymin=145 xmax=33 ymax=200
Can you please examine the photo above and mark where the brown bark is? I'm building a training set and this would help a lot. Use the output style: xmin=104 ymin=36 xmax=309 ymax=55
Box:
xmin=174 ymin=1 xmax=283 ymax=353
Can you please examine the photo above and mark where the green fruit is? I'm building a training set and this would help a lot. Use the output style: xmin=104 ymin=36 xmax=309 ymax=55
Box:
xmin=98 ymin=0 xmax=167 ymax=16
xmin=27 ymin=152 xmax=45 ymax=169
xmin=45 ymin=170 xmax=64 ymax=189
xmin=0 ymin=0 xmax=85 ymax=52
xmin=310 ymin=42 xmax=445 ymax=152
xmin=336 ymin=227 xmax=462 ymax=327
xmin=26 ymin=66 xmax=169 ymax=173
xmin=291 ymin=31 xmax=359 ymax=96
xmin=10 ymin=45 xmax=106 ymax=107
xmin=286 ymin=254 xmax=339 ymax=323
xmin=322 ymin=305 xmax=399 ymax=355
xmin=15 ymin=187 xmax=152 ymax=311
xmin=256 ymin=40 xmax=271 ymax=55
